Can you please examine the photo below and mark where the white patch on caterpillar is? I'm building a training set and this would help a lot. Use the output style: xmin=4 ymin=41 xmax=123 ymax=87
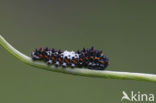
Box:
xmin=61 ymin=51 xmax=79 ymax=60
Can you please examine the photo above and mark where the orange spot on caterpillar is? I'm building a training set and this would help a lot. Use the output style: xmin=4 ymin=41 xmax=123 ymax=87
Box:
xmin=58 ymin=58 xmax=62 ymax=63
xmin=85 ymin=57 xmax=89 ymax=61
xmin=100 ymin=61 xmax=105 ymax=64
xmin=90 ymin=56 xmax=94 ymax=60
xmin=72 ymin=59 xmax=77 ymax=64
xmin=79 ymin=58 xmax=83 ymax=61
xmin=44 ymin=55 xmax=48 ymax=59
xmin=39 ymin=54 xmax=43 ymax=58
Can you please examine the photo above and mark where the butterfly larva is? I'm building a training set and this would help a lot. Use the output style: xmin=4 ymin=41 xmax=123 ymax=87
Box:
xmin=31 ymin=47 xmax=109 ymax=70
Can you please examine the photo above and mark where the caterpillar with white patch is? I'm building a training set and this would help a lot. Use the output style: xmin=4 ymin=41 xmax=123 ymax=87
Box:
xmin=31 ymin=47 xmax=109 ymax=70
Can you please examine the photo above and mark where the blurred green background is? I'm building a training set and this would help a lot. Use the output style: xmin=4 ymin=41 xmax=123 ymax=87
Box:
xmin=0 ymin=0 xmax=156 ymax=103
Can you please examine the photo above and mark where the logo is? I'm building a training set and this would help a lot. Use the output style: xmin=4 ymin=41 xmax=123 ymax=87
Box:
xmin=121 ymin=91 xmax=154 ymax=102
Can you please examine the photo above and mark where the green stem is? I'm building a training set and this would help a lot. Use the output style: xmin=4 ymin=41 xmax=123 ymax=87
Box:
xmin=0 ymin=35 xmax=156 ymax=83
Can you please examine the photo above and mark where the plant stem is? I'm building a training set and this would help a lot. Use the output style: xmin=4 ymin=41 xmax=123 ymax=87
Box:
xmin=0 ymin=34 xmax=156 ymax=83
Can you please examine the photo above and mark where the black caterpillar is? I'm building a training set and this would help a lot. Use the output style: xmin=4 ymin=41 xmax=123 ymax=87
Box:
xmin=31 ymin=47 xmax=109 ymax=70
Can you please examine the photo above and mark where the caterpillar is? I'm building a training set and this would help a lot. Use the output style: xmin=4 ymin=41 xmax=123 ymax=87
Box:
xmin=31 ymin=47 xmax=109 ymax=70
